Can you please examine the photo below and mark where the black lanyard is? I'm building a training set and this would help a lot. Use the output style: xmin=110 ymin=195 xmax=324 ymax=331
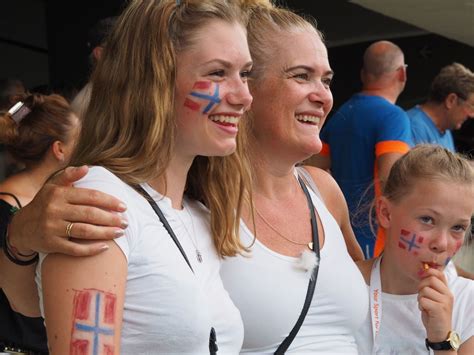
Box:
xmin=134 ymin=185 xmax=194 ymax=273
xmin=274 ymin=176 xmax=321 ymax=354
xmin=134 ymin=185 xmax=219 ymax=354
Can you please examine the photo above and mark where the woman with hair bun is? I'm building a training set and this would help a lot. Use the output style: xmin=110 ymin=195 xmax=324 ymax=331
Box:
xmin=0 ymin=93 xmax=79 ymax=354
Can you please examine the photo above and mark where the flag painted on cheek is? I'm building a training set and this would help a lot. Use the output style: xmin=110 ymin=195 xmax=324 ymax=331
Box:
xmin=184 ymin=81 xmax=221 ymax=114
xmin=398 ymin=229 xmax=424 ymax=255
xmin=70 ymin=289 xmax=116 ymax=355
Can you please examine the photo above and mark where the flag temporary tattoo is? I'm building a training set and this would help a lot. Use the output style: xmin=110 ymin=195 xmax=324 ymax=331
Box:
xmin=70 ymin=288 xmax=116 ymax=355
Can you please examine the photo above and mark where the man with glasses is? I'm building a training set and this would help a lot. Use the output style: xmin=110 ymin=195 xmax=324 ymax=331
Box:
xmin=408 ymin=62 xmax=474 ymax=152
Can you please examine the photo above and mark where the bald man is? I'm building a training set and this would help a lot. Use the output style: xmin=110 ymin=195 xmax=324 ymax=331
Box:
xmin=309 ymin=41 xmax=412 ymax=258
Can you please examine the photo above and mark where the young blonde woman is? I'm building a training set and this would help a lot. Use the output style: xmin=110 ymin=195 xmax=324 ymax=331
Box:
xmin=5 ymin=0 xmax=253 ymax=353
xmin=355 ymin=145 xmax=473 ymax=354
xmin=0 ymin=93 xmax=79 ymax=353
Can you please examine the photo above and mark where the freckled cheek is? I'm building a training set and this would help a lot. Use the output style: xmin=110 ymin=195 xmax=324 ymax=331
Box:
xmin=451 ymin=239 xmax=463 ymax=254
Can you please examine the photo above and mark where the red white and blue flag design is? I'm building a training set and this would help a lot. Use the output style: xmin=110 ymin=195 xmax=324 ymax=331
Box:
xmin=184 ymin=81 xmax=221 ymax=114
xmin=398 ymin=229 xmax=423 ymax=254
xmin=70 ymin=289 xmax=116 ymax=355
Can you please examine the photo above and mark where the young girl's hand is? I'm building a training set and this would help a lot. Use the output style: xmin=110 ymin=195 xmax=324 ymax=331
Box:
xmin=417 ymin=267 xmax=454 ymax=342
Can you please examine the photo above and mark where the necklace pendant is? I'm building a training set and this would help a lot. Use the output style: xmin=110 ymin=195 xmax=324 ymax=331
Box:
xmin=307 ymin=242 xmax=313 ymax=251
xmin=196 ymin=249 xmax=203 ymax=263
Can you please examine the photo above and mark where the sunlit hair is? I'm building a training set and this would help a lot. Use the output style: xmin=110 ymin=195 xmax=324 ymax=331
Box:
xmin=0 ymin=93 xmax=76 ymax=166
xmin=239 ymin=0 xmax=323 ymax=82
xmin=70 ymin=0 xmax=251 ymax=257
xmin=428 ymin=62 xmax=474 ymax=103
xmin=383 ymin=145 xmax=474 ymax=203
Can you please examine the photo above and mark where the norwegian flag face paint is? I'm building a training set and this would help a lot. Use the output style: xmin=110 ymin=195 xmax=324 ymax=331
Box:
xmin=71 ymin=288 xmax=116 ymax=355
xmin=398 ymin=229 xmax=424 ymax=256
xmin=184 ymin=81 xmax=221 ymax=114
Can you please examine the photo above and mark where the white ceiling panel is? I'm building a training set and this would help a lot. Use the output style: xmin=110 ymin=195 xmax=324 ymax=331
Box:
xmin=351 ymin=0 xmax=474 ymax=47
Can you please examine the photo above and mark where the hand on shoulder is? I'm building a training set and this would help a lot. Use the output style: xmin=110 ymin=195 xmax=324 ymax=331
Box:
xmin=9 ymin=166 xmax=128 ymax=257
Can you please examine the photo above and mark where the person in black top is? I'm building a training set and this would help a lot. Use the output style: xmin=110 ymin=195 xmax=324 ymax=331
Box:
xmin=0 ymin=93 xmax=79 ymax=353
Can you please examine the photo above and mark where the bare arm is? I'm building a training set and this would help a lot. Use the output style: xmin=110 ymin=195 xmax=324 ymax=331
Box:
xmin=303 ymin=165 xmax=365 ymax=261
xmin=2 ymin=166 xmax=127 ymax=316
xmin=9 ymin=166 xmax=128 ymax=256
xmin=458 ymin=337 xmax=473 ymax=355
xmin=41 ymin=240 xmax=126 ymax=354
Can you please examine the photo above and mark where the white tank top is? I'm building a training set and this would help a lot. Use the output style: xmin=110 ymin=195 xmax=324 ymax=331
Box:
xmin=220 ymin=173 xmax=369 ymax=354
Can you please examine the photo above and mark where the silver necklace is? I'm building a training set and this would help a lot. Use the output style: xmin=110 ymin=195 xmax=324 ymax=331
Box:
xmin=176 ymin=202 xmax=203 ymax=263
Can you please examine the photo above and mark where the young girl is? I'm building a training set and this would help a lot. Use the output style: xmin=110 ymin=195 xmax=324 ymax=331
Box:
xmin=356 ymin=145 xmax=474 ymax=354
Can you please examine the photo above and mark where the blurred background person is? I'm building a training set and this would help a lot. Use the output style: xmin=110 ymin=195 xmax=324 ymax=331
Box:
xmin=0 ymin=78 xmax=28 ymax=180
xmin=408 ymin=62 xmax=474 ymax=152
xmin=309 ymin=40 xmax=412 ymax=259
xmin=71 ymin=16 xmax=117 ymax=120
xmin=0 ymin=93 xmax=79 ymax=354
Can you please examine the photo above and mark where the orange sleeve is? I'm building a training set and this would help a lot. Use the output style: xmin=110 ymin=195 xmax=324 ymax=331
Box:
xmin=375 ymin=141 xmax=410 ymax=157
xmin=320 ymin=142 xmax=330 ymax=156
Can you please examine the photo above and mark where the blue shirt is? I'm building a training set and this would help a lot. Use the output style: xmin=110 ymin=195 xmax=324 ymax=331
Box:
xmin=320 ymin=94 xmax=412 ymax=258
xmin=407 ymin=105 xmax=456 ymax=152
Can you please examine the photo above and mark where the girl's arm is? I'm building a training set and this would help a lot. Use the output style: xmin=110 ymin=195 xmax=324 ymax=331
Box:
xmin=1 ymin=166 xmax=126 ymax=316
xmin=459 ymin=337 xmax=473 ymax=355
xmin=418 ymin=268 xmax=465 ymax=355
xmin=41 ymin=239 xmax=127 ymax=354
xmin=304 ymin=165 xmax=365 ymax=261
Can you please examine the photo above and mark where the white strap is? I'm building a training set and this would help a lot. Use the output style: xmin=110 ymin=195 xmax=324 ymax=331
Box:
xmin=296 ymin=166 xmax=324 ymax=202
xmin=369 ymin=257 xmax=383 ymax=353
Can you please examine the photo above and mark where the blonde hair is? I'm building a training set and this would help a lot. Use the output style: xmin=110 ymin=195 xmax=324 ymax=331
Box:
xmin=70 ymin=0 xmax=251 ymax=257
xmin=384 ymin=145 xmax=474 ymax=203
xmin=239 ymin=0 xmax=323 ymax=81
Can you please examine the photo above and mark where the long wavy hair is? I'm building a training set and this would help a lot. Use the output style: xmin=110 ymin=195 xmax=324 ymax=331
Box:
xmin=70 ymin=0 xmax=252 ymax=257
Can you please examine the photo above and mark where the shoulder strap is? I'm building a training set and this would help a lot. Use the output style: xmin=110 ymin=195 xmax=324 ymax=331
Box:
xmin=134 ymin=186 xmax=220 ymax=352
xmin=296 ymin=166 xmax=324 ymax=202
xmin=134 ymin=185 xmax=194 ymax=273
xmin=274 ymin=176 xmax=320 ymax=354
xmin=0 ymin=192 xmax=22 ymax=209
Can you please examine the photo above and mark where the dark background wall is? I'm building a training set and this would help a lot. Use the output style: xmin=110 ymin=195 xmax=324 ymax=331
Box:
xmin=42 ymin=0 xmax=474 ymax=108
xmin=2 ymin=0 xmax=473 ymax=151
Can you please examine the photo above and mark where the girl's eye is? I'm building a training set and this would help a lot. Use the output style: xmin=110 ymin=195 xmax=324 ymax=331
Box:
xmin=209 ymin=70 xmax=225 ymax=77
xmin=419 ymin=216 xmax=434 ymax=224
xmin=240 ymin=70 xmax=252 ymax=80
xmin=452 ymin=224 xmax=468 ymax=233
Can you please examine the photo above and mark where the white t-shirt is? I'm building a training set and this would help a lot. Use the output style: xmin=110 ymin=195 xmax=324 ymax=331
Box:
xmin=220 ymin=175 xmax=369 ymax=354
xmin=355 ymin=268 xmax=474 ymax=354
xmin=36 ymin=166 xmax=243 ymax=354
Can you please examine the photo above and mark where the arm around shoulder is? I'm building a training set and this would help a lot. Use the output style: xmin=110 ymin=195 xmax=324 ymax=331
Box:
xmin=41 ymin=240 xmax=127 ymax=354
xmin=302 ymin=165 xmax=364 ymax=261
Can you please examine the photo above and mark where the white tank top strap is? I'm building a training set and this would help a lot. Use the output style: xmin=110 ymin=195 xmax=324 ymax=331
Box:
xmin=295 ymin=166 xmax=324 ymax=203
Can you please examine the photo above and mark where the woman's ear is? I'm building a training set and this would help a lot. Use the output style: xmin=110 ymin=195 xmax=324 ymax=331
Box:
xmin=51 ymin=140 xmax=65 ymax=162
xmin=376 ymin=196 xmax=392 ymax=229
